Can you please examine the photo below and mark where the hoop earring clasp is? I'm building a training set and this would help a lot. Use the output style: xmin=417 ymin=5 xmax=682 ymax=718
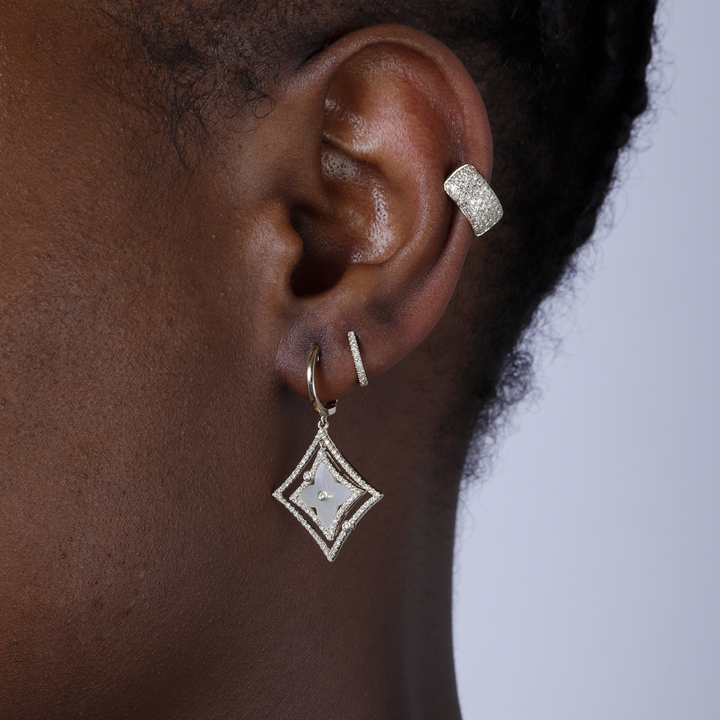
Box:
xmin=306 ymin=345 xmax=337 ymax=418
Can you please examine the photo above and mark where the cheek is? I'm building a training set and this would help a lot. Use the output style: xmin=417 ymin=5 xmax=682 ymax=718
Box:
xmin=0 ymin=215 xmax=272 ymax=714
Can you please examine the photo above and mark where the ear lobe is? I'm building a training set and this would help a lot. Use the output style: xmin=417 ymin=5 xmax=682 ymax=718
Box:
xmin=272 ymin=25 xmax=495 ymax=403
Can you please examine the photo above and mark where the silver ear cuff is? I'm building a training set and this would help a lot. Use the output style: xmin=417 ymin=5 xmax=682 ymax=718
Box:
xmin=444 ymin=163 xmax=503 ymax=237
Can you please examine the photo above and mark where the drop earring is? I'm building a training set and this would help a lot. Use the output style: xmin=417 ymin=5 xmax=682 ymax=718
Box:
xmin=273 ymin=341 xmax=382 ymax=562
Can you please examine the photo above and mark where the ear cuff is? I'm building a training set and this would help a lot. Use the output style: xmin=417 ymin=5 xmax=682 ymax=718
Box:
xmin=444 ymin=164 xmax=503 ymax=237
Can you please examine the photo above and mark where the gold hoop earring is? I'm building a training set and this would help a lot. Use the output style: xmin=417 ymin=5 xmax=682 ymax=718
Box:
xmin=273 ymin=344 xmax=382 ymax=562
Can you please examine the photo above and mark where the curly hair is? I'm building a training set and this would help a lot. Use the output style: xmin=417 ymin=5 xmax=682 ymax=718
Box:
xmin=422 ymin=0 xmax=660 ymax=470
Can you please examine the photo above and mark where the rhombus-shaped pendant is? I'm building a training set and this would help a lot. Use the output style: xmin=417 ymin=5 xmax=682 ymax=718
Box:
xmin=273 ymin=423 xmax=382 ymax=562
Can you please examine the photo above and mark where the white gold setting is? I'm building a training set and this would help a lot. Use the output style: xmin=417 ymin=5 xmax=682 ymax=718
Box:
xmin=273 ymin=423 xmax=382 ymax=561
xmin=444 ymin=163 xmax=503 ymax=237
xmin=347 ymin=330 xmax=368 ymax=387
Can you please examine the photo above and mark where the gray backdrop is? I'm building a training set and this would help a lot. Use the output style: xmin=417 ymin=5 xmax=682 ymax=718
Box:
xmin=454 ymin=1 xmax=720 ymax=718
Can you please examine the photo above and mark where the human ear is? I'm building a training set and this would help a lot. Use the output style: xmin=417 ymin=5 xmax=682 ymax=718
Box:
xmin=241 ymin=25 xmax=496 ymax=402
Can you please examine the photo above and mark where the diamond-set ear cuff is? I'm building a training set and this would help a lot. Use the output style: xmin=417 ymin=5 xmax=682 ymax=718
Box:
xmin=444 ymin=163 xmax=503 ymax=237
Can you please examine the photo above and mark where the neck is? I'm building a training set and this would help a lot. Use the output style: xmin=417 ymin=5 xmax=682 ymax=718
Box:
xmin=192 ymin=355 xmax=466 ymax=719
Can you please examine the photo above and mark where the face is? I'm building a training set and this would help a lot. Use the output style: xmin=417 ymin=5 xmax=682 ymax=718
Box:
xmin=0 ymin=1 xmax=497 ymax=713
xmin=0 ymin=3 xmax=297 ymax=712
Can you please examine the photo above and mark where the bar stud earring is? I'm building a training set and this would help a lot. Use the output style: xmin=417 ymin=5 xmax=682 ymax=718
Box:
xmin=347 ymin=330 xmax=368 ymax=387
xmin=273 ymin=344 xmax=382 ymax=561
xmin=444 ymin=163 xmax=503 ymax=237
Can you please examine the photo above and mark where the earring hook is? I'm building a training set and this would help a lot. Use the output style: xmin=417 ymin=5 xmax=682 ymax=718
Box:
xmin=306 ymin=345 xmax=338 ymax=418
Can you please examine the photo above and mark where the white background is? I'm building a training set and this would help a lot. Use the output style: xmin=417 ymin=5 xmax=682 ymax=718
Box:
xmin=453 ymin=1 xmax=720 ymax=718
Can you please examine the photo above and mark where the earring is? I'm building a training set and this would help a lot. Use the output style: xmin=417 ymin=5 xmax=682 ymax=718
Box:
xmin=347 ymin=330 xmax=368 ymax=387
xmin=444 ymin=163 xmax=503 ymax=237
xmin=273 ymin=343 xmax=382 ymax=562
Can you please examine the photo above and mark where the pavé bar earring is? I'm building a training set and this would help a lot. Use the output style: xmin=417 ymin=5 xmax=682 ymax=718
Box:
xmin=347 ymin=330 xmax=368 ymax=387
xmin=273 ymin=342 xmax=382 ymax=561
xmin=444 ymin=163 xmax=503 ymax=236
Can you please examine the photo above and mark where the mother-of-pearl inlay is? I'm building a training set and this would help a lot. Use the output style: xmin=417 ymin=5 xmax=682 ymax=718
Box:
xmin=298 ymin=461 xmax=353 ymax=531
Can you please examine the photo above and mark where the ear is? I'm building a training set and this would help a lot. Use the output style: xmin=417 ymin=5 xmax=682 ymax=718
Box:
xmin=248 ymin=25 xmax=495 ymax=403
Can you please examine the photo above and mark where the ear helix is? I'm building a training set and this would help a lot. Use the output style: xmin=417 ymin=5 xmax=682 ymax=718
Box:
xmin=444 ymin=164 xmax=503 ymax=237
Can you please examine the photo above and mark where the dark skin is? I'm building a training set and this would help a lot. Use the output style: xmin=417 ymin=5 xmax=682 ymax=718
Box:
xmin=0 ymin=2 xmax=500 ymax=717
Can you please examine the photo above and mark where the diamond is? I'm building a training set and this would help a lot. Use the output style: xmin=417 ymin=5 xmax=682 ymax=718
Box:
xmin=273 ymin=425 xmax=383 ymax=561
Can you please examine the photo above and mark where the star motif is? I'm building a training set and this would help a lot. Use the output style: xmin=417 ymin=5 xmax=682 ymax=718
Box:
xmin=298 ymin=460 xmax=353 ymax=531
xmin=291 ymin=448 xmax=363 ymax=542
